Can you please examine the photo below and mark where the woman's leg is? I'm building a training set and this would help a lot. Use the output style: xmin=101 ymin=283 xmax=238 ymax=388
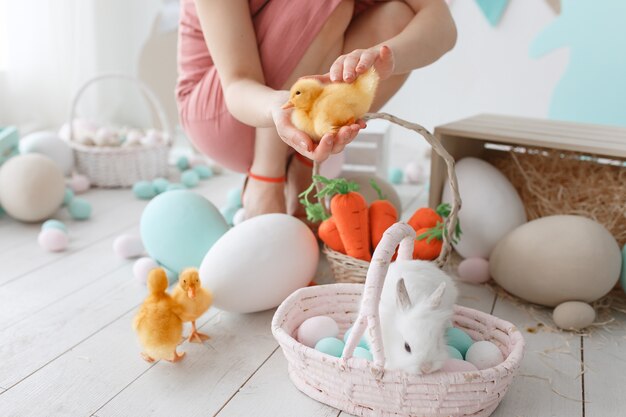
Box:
xmin=244 ymin=0 xmax=355 ymax=218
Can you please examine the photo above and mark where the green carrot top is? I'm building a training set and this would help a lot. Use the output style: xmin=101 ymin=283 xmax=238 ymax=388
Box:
xmin=369 ymin=179 xmax=387 ymax=200
xmin=313 ymin=176 xmax=360 ymax=198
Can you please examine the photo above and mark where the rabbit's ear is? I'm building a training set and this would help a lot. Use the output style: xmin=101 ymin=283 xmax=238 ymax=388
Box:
xmin=396 ymin=278 xmax=413 ymax=311
xmin=427 ymin=282 xmax=446 ymax=309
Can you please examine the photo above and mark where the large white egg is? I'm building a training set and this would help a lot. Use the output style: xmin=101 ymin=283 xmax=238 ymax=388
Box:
xmin=200 ymin=213 xmax=319 ymax=313
xmin=19 ymin=131 xmax=74 ymax=176
xmin=442 ymin=157 xmax=526 ymax=258
xmin=490 ymin=215 xmax=621 ymax=307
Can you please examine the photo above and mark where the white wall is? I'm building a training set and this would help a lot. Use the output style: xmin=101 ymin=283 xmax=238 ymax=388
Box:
xmin=382 ymin=0 xmax=568 ymax=167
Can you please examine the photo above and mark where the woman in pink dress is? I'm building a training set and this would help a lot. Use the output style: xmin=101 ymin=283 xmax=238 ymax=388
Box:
xmin=177 ymin=0 xmax=456 ymax=218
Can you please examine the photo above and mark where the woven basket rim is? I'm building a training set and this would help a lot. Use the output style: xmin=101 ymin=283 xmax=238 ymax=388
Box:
xmin=67 ymin=140 xmax=170 ymax=154
xmin=271 ymin=283 xmax=525 ymax=383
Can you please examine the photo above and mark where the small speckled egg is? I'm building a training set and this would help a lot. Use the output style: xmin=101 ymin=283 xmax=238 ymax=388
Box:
xmin=113 ymin=234 xmax=144 ymax=259
xmin=387 ymin=167 xmax=403 ymax=185
xmin=94 ymin=127 xmax=118 ymax=147
xmin=315 ymin=337 xmax=345 ymax=358
xmin=133 ymin=257 xmax=159 ymax=285
xmin=124 ymin=129 xmax=143 ymax=147
xmin=226 ymin=187 xmax=242 ymax=208
xmin=446 ymin=327 xmax=474 ymax=357
xmin=166 ymin=183 xmax=185 ymax=192
xmin=68 ymin=197 xmax=92 ymax=220
xmin=133 ymin=181 xmax=156 ymax=200
xmin=232 ymin=208 xmax=246 ymax=226
xmin=63 ymin=188 xmax=74 ymax=206
xmin=441 ymin=359 xmax=479 ymax=373
xmin=297 ymin=316 xmax=340 ymax=348
xmin=68 ymin=174 xmax=90 ymax=194
xmin=353 ymin=347 xmax=373 ymax=361
xmin=176 ymin=156 xmax=190 ymax=171
xmin=465 ymin=341 xmax=503 ymax=370
xmin=193 ymin=164 xmax=213 ymax=179
xmin=152 ymin=178 xmax=169 ymax=194
xmin=343 ymin=326 xmax=369 ymax=349
xmin=404 ymin=161 xmax=426 ymax=184
xmin=552 ymin=301 xmax=596 ymax=330
xmin=42 ymin=219 xmax=67 ymax=233
xmin=458 ymin=257 xmax=491 ymax=284
xmin=181 ymin=169 xmax=200 ymax=188
xmin=447 ymin=345 xmax=463 ymax=360
xmin=38 ymin=228 xmax=69 ymax=252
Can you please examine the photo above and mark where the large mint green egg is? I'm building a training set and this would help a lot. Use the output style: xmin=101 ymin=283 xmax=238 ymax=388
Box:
xmin=315 ymin=337 xmax=345 ymax=358
xmin=446 ymin=327 xmax=474 ymax=357
xmin=140 ymin=190 xmax=228 ymax=275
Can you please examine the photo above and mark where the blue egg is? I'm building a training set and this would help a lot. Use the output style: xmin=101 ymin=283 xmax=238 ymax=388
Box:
xmin=620 ymin=244 xmax=626 ymax=292
xmin=181 ymin=169 xmax=200 ymax=188
xmin=42 ymin=219 xmax=67 ymax=233
xmin=133 ymin=181 xmax=156 ymax=200
xmin=315 ymin=337 xmax=345 ymax=358
xmin=63 ymin=188 xmax=74 ymax=206
xmin=387 ymin=167 xmax=404 ymax=185
xmin=140 ymin=190 xmax=229 ymax=274
xmin=68 ymin=198 xmax=92 ymax=220
xmin=343 ymin=326 xmax=369 ymax=349
xmin=447 ymin=345 xmax=464 ymax=360
xmin=0 ymin=205 xmax=5 ymax=217
xmin=193 ymin=164 xmax=213 ymax=179
xmin=152 ymin=178 xmax=169 ymax=194
xmin=353 ymin=346 xmax=373 ymax=361
xmin=226 ymin=187 xmax=242 ymax=208
xmin=446 ymin=327 xmax=474 ymax=357
xmin=161 ymin=264 xmax=178 ymax=284
xmin=220 ymin=205 xmax=239 ymax=226
xmin=176 ymin=156 xmax=189 ymax=171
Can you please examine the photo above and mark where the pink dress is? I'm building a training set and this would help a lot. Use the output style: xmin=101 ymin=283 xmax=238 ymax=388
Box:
xmin=176 ymin=0 xmax=372 ymax=173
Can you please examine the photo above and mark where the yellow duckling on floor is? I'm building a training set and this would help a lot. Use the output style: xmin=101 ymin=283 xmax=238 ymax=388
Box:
xmin=172 ymin=268 xmax=213 ymax=343
xmin=133 ymin=268 xmax=185 ymax=363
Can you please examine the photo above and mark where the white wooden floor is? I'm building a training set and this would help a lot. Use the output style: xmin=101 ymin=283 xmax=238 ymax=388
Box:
xmin=0 ymin=171 xmax=624 ymax=417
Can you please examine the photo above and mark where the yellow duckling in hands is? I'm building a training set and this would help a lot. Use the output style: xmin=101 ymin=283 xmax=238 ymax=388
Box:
xmin=172 ymin=268 xmax=213 ymax=343
xmin=133 ymin=268 xmax=185 ymax=363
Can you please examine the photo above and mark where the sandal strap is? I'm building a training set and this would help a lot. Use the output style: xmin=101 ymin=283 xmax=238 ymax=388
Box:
xmin=294 ymin=153 xmax=314 ymax=168
xmin=247 ymin=170 xmax=286 ymax=183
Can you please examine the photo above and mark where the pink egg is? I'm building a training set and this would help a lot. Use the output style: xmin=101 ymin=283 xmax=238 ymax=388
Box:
xmin=458 ymin=257 xmax=491 ymax=284
xmin=38 ymin=228 xmax=69 ymax=252
xmin=68 ymin=174 xmax=91 ymax=194
xmin=404 ymin=161 xmax=427 ymax=184
xmin=441 ymin=359 xmax=479 ymax=373
xmin=297 ymin=316 xmax=340 ymax=348
xmin=465 ymin=341 xmax=504 ymax=370
xmin=113 ymin=234 xmax=145 ymax=259
xmin=133 ymin=257 xmax=159 ymax=285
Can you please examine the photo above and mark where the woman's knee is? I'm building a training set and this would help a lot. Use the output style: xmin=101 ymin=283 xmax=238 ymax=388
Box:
xmin=372 ymin=1 xmax=414 ymax=42
xmin=317 ymin=0 xmax=355 ymax=46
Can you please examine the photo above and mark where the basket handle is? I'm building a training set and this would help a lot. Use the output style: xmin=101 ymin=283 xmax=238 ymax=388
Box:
xmin=68 ymin=73 xmax=173 ymax=144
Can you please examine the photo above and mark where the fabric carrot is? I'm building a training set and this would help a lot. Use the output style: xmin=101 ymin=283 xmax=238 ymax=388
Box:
xmin=315 ymin=176 xmax=371 ymax=262
xmin=413 ymin=227 xmax=443 ymax=260
xmin=407 ymin=207 xmax=442 ymax=231
xmin=368 ymin=179 xmax=398 ymax=250
xmin=318 ymin=217 xmax=345 ymax=253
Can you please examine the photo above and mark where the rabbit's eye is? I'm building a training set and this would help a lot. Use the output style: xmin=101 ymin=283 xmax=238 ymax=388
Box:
xmin=404 ymin=342 xmax=411 ymax=353
xmin=295 ymin=91 xmax=301 ymax=95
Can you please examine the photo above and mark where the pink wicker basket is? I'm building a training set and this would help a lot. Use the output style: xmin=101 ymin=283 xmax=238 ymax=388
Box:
xmin=272 ymin=223 xmax=525 ymax=417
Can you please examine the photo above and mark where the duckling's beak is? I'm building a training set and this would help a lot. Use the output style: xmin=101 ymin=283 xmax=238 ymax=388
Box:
xmin=187 ymin=286 xmax=196 ymax=299
xmin=281 ymin=100 xmax=294 ymax=109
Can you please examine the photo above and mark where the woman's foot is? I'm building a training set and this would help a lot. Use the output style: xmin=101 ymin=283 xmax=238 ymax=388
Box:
xmin=242 ymin=172 xmax=287 ymax=219
xmin=286 ymin=153 xmax=314 ymax=220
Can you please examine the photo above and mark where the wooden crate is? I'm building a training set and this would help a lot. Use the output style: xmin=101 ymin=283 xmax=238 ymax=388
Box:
xmin=429 ymin=114 xmax=626 ymax=207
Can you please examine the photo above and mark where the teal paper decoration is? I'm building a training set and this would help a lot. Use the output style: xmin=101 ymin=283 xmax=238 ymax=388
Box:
xmin=475 ymin=0 xmax=510 ymax=26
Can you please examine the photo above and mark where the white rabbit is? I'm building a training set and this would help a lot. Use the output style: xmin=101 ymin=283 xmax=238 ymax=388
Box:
xmin=379 ymin=260 xmax=458 ymax=374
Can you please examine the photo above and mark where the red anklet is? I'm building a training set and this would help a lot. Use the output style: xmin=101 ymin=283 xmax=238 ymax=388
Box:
xmin=247 ymin=170 xmax=286 ymax=183
xmin=294 ymin=153 xmax=314 ymax=168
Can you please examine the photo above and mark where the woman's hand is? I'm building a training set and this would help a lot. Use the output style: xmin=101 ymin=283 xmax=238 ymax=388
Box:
xmin=330 ymin=45 xmax=395 ymax=83
xmin=270 ymin=93 xmax=365 ymax=162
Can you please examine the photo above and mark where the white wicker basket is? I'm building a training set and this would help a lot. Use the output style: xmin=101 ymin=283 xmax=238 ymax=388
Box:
xmin=68 ymin=73 xmax=172 ymax=187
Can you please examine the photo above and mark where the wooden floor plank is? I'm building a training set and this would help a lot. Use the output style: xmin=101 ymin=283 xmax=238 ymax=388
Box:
xmin=490 ymin=298 xmax=583 ymax=417
xmin=582 ymin=311 xmax=626 ymax=417
xmin=95 ymin=310 xmax=278 ymax=417
xmin=215 ymin=350 xmax=340 ymax=417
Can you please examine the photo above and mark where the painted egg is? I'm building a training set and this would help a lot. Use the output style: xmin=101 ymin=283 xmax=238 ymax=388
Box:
xmin=19 ymin=131 xmax=75 ymax=176
xmin=200 ymin=213 xmax=319 ymax=313
xmin=152 ymin=178 xmax=169 ymax=194
xmin=458 ymin=257 xmax=491 ymax=284
xmin=140 ymin=131 xmax=163 ymax=147
xmin=68 ymin=174 xmax=90 ymax=194
xmin=133 ymin=181 xmax=156 ymax=200
xmin=404 ymin=161 xmax=427 ymax=184
xmin=315 ymin=337 xmax=345 ymax=358
xmin=176 ymin=156 xmax=190 ymax=171
xmin=58 ymin=119 xmax=98 ymax=144
xmin=387 ymin=167 xmax=403 ymax=184
xmin=38 ymin=228 xmax=69 ymax=252
xmin=344 ymin=173 xmax=402 ymax=215
xmin=490 ymin=215 xmax=621 ymax=306
xmin=297 ymin=316 xmax=340 ymax=348
xmin=124 ymin=129 xmax=143 ymax=146
xmin=181 ymin=169 xmax=200 ymax=188
xmin=343 ymin=326 xmax=370 ymax=349
xmin=441 ymin=359 xmax=479 ymax=373
xmin=42 ymin=219 xmax=67 ymax=233
xmin=553 ymin=301 xmax=596 ymax=330
xmin=442 ymin=157 xmax=527 ymax=258
xmin=353 ymin=347 xmax=373 ymax=361
xmin=465 ymin=341 xmax=503 ymax=370
xmin=446 ymin=327 xmax=474 ymax=357
xmin=447 ymin=345 xmax=463 ymax=360
xmin=141 ymin=190 xmax=229 ymax=274
xmin=113 ymin=234 xmax=144 ymax=259
xmin=0 ymin=154 xmax=65 ymax=222
xmin=193 ymin=164 xmax=213 ymax=179
xmin=68 ymin=197 xmax=92 ymax=220
xmin=133 ymin=257 xmax=159 ymax=285
xmin=94 ymin=127 xmax=118 ymax=147
xmin=63 ymin=188 xmax=74 ymax=206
